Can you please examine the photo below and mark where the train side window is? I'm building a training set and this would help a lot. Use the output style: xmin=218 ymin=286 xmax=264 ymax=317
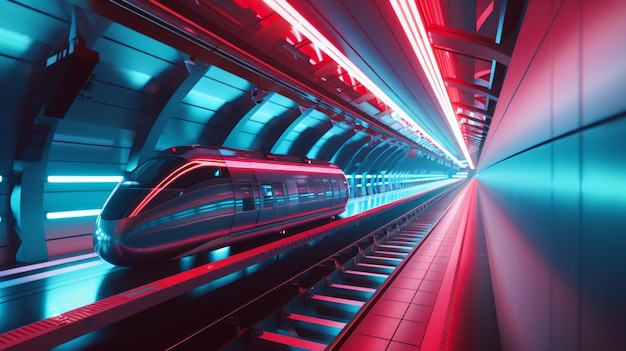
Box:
xmin=297 ymin=178 xmax=309 ymax=202
xmin=322 ymin=179 xmax=332 ymax=199
xmin=314 ymin=179 xmax=324 ymax=200
xmin=306 ymin=180 xmax=316 ymax=201
xmin=339 ymin=179 xmax=348 ymax=197
xmin=168 ymin=167 xmax=228 ymax=189
xmin=240 ymin=185 xmax=255 ymax=211
xmin=262 ymin=184 xmax=274 ymax=209
xmin=285 ymin=179 xmax=298 ymax=204
xmin=273 ymin=183 xmax=286 ymax=206
xmin=331 ymin=179 xmax=340 ymax=198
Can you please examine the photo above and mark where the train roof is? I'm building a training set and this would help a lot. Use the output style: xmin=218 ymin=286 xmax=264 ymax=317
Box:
xmin=159 ymin=145 xmax=339 ymax=168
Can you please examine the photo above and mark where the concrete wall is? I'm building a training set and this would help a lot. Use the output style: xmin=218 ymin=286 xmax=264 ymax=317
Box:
xmin=476 ymin=0 xmax=626 ymax=350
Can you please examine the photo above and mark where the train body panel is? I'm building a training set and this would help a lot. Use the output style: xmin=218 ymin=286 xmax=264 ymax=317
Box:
xmin=94 ymin=146 xmax=348 ymax=266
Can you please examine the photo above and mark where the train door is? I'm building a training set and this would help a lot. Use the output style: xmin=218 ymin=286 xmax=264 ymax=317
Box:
xmin=226 ymin=159 xmax=259 ymax=235
xmin=257 ymin=181 xmax=276 ymax=225
xmin=330 ymin=178 xmax=340 ymax=208
xmin=272 ymin=182 xmax=287 ymax=220
xmin=322 ymin=179 xmax=332 ymax=206
xmin=285 ymin=178 xmax=298 ymax=216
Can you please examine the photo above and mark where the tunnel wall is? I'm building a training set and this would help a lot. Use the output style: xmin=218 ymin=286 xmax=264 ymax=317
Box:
xmin=476 ymin=0 xmax=626 ymax=350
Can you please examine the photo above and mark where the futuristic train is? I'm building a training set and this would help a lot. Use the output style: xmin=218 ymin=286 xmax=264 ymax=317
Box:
xmin=93 ymin=146 xmax=349 ymax=266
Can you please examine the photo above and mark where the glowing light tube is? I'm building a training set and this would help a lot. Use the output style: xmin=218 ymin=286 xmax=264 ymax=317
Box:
xmin=45 ymin=209 xmax=101 ymax=220
xmin=390 ymin=0 xmax=475 ymax=169
xmin=47 ymin=176 xmax=124 ymax=183
xmin=263 ymin=0 xmax=469 ymax=168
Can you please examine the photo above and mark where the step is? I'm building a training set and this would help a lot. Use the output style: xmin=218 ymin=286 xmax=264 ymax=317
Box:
xmin=255 ymin=331 xmax=327 ymax=351
xmin=373 ymin=250 xmax=407 ymax=258
xmin=344 ymin=269 xmax=389 ymax=279
xmin=355 ymin=262 xmax=396 ymax=274
xmin=385 ymin=239 xmax=418 ymax=246
xmin=328 ymin=283 xmax=376 ymax=294
xmin=363 ymin=254 xmax=403 ymax=264
xmin=390 ymin=235 xmax=421 ymax=241
xmin=286 ymin=313 xmax=347 ymax=329
xmin=308 ymin=294 xmax=365 ymax=307
xmin=378 ymin=244 xmax=413 ymax=252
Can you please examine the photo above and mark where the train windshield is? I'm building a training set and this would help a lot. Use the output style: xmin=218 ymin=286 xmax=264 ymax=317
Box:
xmin=121 ymin=157 xmax=187 ymax=188
xmin=100 ymin=156 xmax=229 ymax=220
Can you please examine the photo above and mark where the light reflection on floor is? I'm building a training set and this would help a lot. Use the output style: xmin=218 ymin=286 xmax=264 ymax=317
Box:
xmin=340 ymin=179 xmax=461 ymax=218
xmin=0 ymin=178 xmax=462 ymax=336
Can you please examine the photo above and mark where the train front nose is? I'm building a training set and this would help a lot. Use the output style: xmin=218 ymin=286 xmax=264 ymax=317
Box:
xmin=94 ymin=216 xmax=133 ymax=266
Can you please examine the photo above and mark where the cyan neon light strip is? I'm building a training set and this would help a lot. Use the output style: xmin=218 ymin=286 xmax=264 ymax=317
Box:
xmin=47 ymin=176 xmax=123 ymax=183
xmin=45 ymin=209 xmax=101 ymax=220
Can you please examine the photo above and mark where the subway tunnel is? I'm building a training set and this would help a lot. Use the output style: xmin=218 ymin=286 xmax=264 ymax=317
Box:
xmin=0 ymin=0 xmax=625 ymax=350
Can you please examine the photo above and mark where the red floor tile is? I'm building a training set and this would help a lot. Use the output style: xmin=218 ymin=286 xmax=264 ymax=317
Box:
xmin=403 ymin=304 xmax=432 ymax=324
xmin=370 ymin=299 xmax=410 ymax=319
xmin=386 ymin=341 xmax=420 ymax=351
xmin=411 ymin=291 xmax=437 ymax=306
xmin=382 ymin=287 xmax=416 ymax=303
xmin=428 ymin=263 xmax=447 ymax=272
xmin=339 ymin=333 xmax=390 ymax=351
xmin=405 ymin=261 xmax=431 ymax=271
xmin=354 ymin=314 xmax=400 ymax=340
xmin=417 ymin=280 xmax=440 ymax=293
xmin=424 ymin=270 xmax=444 ymax=282
xmin=391 ymin=277 xmax=421 ymax=290
xmin=392 ymin=320 xmax=426 ymax=346
xmin=398 ymin=268 xmax=426 ymax=280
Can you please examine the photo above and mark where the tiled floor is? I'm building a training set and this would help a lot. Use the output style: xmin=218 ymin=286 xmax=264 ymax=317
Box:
xmin=337 ymin=185 xmax=472 ymax=351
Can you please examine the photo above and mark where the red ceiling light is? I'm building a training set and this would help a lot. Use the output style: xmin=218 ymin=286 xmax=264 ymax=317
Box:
xmin=263 ymin=0 xmax=469 ymax=169
xmin=390 ymin=0 xmax=475 ymax=169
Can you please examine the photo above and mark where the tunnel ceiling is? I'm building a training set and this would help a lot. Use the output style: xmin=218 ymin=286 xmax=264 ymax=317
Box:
xmin=0 ymin=0 xmax=527 ymax=177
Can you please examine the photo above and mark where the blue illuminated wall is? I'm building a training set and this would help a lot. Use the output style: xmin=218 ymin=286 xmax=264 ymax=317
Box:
xmin=476 ymin=0 xmax=626 ymax=350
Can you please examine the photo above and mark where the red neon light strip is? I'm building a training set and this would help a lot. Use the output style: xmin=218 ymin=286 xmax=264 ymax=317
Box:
xmin=129 ymin=160 xmax=223 ymax=217
xmin=390 ymin=0 xmax=474 ymax=169
xmin=263 ymin=0 xmax=468 ymax=168
xmin=129 ymin=158 xmax=344 ymax=217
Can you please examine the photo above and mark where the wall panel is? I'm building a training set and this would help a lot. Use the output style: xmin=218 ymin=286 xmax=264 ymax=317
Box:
xmin=579 ymin=119 xmax=626 ymax=350
xmin=477 ymin=0 xmax=626 ymax=349
xmin=581 ymin=0 xmax=626 ymax=124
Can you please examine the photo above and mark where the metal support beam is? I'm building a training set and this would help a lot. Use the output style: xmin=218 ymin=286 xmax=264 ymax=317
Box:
xmin=318 ymin=128 xmax=355 ymax=161
xmin=453 ymin=103 xmax=493 ymax=120
xmin=457 ymin=114 xmax=491 ymax=127
xmin=270 ymin=106 xmax=316 ymax=154
xmin=128 ymin=59 xmax=209 ymax=170
xmin=429 ymin=25 xmax=512 ymax=65
xmin=445 ymin=78 xmax=498 ymax=101
xmin=223 ymin=91 xmax=276 ymax=148
xmin=331 ymin=133 xmax=369 ymax=169
xmin=10 ymin=117 xmax=58 ymax=263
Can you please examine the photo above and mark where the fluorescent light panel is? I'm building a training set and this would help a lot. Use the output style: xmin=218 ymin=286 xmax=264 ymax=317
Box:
xmin=47 ymin=176 xmax=123 ymax=183
xmin=45 ymin=209 xmax=101 ymax=220
xmin=390 ymin=0 xmax=474 ymax=169
xmin=262 ymin=0 xmax=468 ymax=168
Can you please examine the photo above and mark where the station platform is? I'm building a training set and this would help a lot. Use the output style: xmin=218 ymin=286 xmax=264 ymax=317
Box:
xmin=0 ymin=179 xmax=465 ymax=350
xmin=332 ymin=179 xmax=499 ymax=351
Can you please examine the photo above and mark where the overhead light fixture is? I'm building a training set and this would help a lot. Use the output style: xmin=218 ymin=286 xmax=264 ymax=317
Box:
xmin=390 ymin=0 xmax=474 ymax=169
xmin=263 ymin=0 xmax=469 ymax=168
